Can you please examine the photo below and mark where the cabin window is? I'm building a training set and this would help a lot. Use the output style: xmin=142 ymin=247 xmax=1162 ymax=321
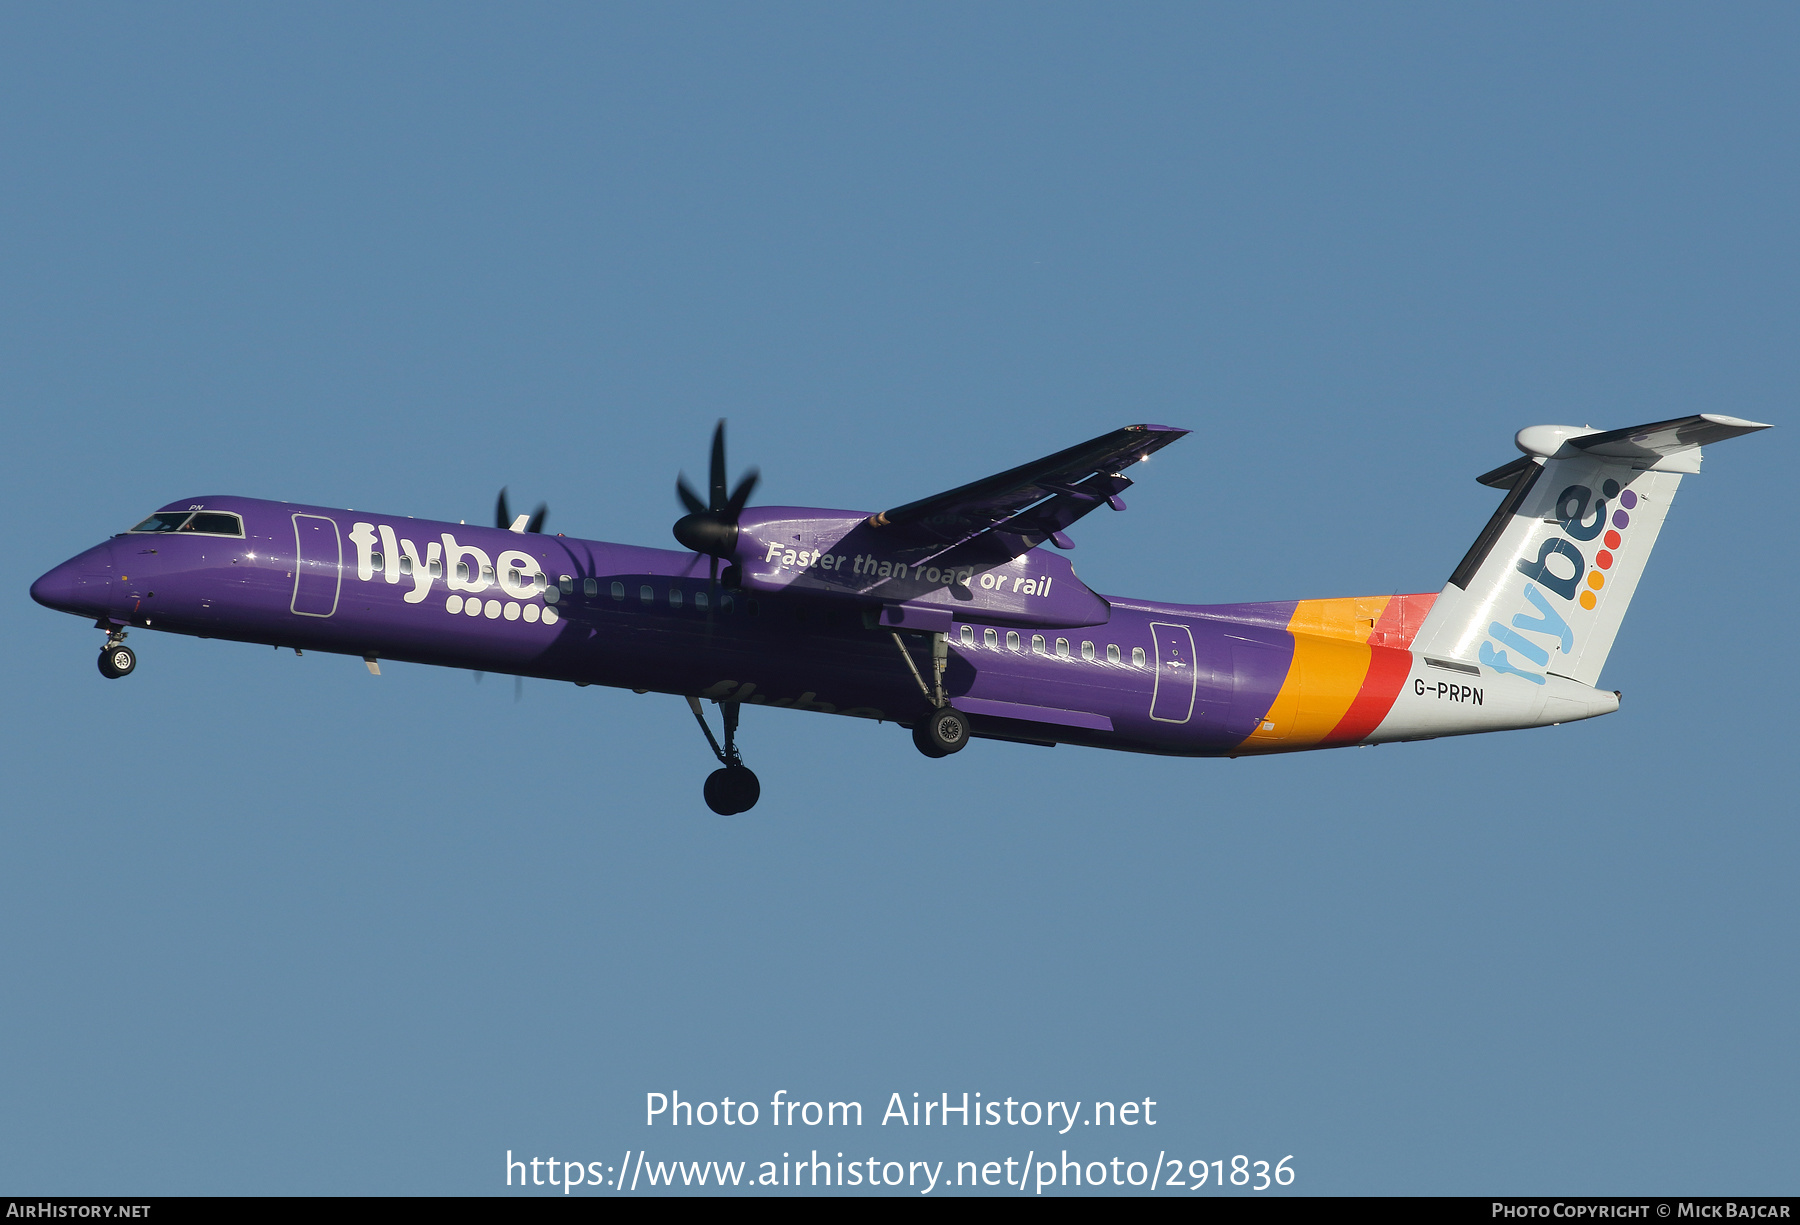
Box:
xmin=1007 ymin=631 xmax=1020 ymax=651
xmin=984 ymin=628 xmax=998 ymax=649
xmin=960 ymin=625 xmax=974 ymax=646
xmin=371 ymin=553 xmax=385 ymax=570
xmin=399 ymin=556 xmax=413 ymax=575
xmin=1131 ymin=647 xmax=1146 ymax=667
xmin=583 ymin=578 xmax=598 ymax=597
xmin=506 ymin=568 xmax=520 ymax=587
xmin=559 ymin=575 xmax=574 ymax=594
xmin=1055 ymin=638 xmax=1071 ymax=658
xmin=1081 ymin=640 xmax=1095 ymax=661
xmin=1031 ymin=634 xmax=1046 ymax=654
xmin=695 ymin=590 xmax=709 ymax=611
xmin=1106 ymin=644 xmax=1120 ymax=664
xmin=429 ymin=559 xmax=442 ymax=578
xmin=481 ymin=565 xmax=495 ymax=582
xmin=610 ymin=581 xmax=625 ymax=600
xmin=640 ymin=584 xmax=654 ymax=604
xmin=721 ymin=594 xmax=735 ymax=614
xmin=456 ymin=562 xmax=471 ymax=582
xmin=670 ymin=588 xmax=684 ymax=609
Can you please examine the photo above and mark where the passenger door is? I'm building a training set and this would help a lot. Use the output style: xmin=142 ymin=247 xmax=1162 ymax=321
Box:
xmin=1149 ymin=621 xmax=1198 ymax=723
xmin=290 ymin=514 xmax=342 ymax=617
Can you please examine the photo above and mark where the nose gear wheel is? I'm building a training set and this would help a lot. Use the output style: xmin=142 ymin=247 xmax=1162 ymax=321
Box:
xmin=97 ymin=643 xmax=136 ymax=679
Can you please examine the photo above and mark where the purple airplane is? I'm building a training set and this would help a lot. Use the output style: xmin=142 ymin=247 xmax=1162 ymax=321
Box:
xmin=31 ymin=417 xmax=1768 ymax=814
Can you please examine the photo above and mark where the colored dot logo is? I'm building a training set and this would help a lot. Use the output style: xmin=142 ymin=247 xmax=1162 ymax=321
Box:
xmin=445 ymin=593 xmax=558 ymax=625
xmin=1580 ymin=484 xmax=1637 ymax=610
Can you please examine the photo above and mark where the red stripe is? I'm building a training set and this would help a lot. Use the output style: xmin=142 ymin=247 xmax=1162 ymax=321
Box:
xmin=1324 ymin=645 xmax=1412 ymax=744
xmin=1369 ymin=592 xmax=1436 ymax=649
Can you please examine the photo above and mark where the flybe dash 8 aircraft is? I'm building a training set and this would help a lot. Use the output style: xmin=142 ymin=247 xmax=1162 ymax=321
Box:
xmin=31 ymin=415 xmax=1768 ymax=814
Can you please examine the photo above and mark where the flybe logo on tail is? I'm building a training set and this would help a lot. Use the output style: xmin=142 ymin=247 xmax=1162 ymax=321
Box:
xmin=1480 ymin=479 xmax=1638 ymax=685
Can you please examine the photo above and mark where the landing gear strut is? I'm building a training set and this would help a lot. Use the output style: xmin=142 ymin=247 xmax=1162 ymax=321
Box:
xmin=96 ymin=625 xmax=135 ymax=679
xmin=686 ymin=696 xmax=761 ymax=815
xmin=891 ymin=630 xmax=969 ymax=758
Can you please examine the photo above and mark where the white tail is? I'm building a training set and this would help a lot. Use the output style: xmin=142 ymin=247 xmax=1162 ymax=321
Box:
xmin=1412 ymin=414 xmax=1769 ymax=687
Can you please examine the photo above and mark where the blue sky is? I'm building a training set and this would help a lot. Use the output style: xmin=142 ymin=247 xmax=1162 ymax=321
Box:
xmin=2 ymin=3 xmax=1794 ymax=1195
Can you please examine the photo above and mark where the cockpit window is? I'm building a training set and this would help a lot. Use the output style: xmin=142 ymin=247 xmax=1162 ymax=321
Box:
xmin=130 ymin=512 xmax=193 ymax=533
xmin=127 ymin=510 xmax=245 ymax=536
xmin=182 ymin=512 xmax=244 ymax=536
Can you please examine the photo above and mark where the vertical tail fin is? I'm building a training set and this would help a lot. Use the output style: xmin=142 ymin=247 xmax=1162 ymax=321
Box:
xmin=1412 ymin=415 xmax=1769 ymax=687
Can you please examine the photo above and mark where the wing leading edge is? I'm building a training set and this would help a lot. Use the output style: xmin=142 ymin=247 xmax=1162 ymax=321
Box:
xmin=866 ymin=423 xmax=1189 ymax=562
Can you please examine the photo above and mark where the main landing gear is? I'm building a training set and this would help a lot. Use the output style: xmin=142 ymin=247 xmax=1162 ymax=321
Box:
xmin=96 ymin=626 xmax=136 ymax=679
xmin=891 ymin=630 xmax=969 ymax=759
xmin=686 ymin=696 xmax=761 ymax=815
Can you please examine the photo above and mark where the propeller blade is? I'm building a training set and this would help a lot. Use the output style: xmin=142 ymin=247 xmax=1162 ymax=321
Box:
xmin=724 ymin=469 xmax=760 ymax=518
xmin=677 ymin=475 xmax=707 ymax=516
xmin=709 ymin=420 xmax=728 ymax=513
xmin=495 ymin=488 xmax=511 ymax=531
xmin=674 ymin=420 xmax=758 ymax=560
xmin=525 ymin=503 xmax=548 ymax=534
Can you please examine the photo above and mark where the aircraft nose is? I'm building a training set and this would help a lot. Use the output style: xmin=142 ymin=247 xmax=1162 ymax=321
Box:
xmin=31 ymin=545 xmax=116 ymax=616
xmin=30 ymin=559 xmax=83 ymax=611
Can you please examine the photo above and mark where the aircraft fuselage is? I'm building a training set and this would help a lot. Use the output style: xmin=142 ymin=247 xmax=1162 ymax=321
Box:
xmin=31 ymin=494 xmax=1615 ymax=759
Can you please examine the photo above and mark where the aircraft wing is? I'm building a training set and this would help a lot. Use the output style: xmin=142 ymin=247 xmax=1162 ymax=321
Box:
xmin=866 ymin=423 xmax=1189 ymax=560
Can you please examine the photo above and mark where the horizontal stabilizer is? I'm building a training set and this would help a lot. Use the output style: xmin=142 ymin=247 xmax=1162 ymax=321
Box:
xmin=1477 ymin=414 xmax=1771 ymax=484
xmin=1569 ymin=413 xmax=1771 ymax=461
xmin=1476 ymin=455 xmax=1533 ymax=489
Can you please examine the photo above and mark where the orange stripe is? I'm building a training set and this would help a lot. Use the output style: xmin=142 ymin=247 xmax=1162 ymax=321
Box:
xmin=1284 ymin=595 xmax=1390 ymax=645
xmin=1238 ymin=598 xmax=1389 ymax=749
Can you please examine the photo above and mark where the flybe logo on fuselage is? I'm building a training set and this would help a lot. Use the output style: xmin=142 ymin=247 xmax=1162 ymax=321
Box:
xmin=345 ymin=523 xmax=561 ymax=625
xmin=1479 ymin=479 xmax=1636 ymax=685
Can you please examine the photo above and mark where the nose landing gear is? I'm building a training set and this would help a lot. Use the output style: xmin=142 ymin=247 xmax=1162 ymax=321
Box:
xmin=686 ymin=695 xmax=761 ymax=814
xmin=96 ymin=627 xmax=136 ymax=679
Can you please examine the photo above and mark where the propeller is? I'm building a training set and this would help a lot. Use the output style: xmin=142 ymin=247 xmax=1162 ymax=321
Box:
xmin=495 ymin=488 xmax=548 ymax=534
xmin=674 ymin=420 xmax=759 ymax=615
